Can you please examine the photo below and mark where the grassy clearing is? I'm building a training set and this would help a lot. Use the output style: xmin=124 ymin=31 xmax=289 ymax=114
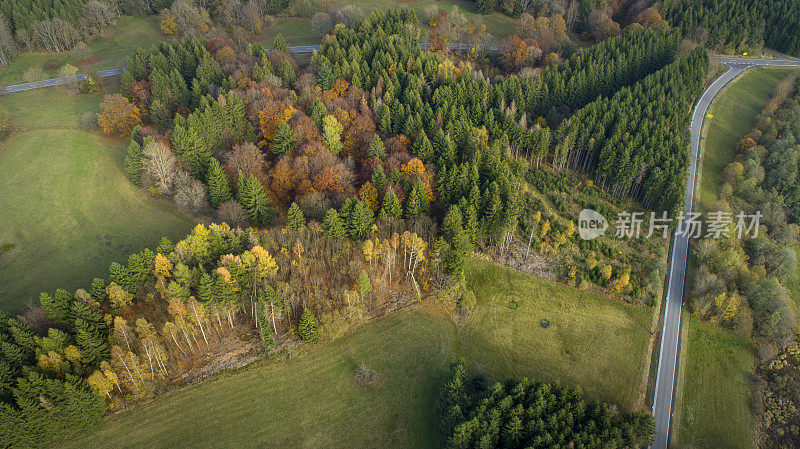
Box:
xmin=0 ymin=88 xmax=192 ymax=314
xmin=459 ymin=259 xmax=652 ymax=409
xmin=675 ymin=318 xmax=755 ymax=449
xmin=56 ymin=259 xmax=651 ymax=449
xmin=0 ymin=17 xmax=163 ymax=86
xmin=696 ymin=67 xmax=795 ymax=211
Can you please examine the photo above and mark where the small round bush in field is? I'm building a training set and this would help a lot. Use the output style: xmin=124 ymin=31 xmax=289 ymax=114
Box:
xmin=72 ymin=41 xmax=93 ymax=62
xmin=23 ymin=66 xmax=46 ymax=84
xmin=80 ymin=111 xmax=98 ymax=131
xmin=354 ymin=364 xmax=378 ymax=386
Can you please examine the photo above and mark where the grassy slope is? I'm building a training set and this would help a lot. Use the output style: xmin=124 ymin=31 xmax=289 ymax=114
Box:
xmin=696 ymin=67 xmax=794 ymax=211
xmin=676 ymin=67 xmax=798 ymax=447
xmin=57 ymin=259 xmax=651 ymax=449
xmin=0 ymin=17 xmax=162 ymax=86
xmin=0 ymin=88 xmax=192 ymax=314
xmin=676 ymin=318 xmax=755 ymax=449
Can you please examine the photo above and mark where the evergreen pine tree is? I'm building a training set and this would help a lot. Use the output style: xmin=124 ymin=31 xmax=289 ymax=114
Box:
xmin=287 ymin=202 xmax=306 ymax=229
xmin=270 ymin=120 xmax=294 ymax=156
xmin=74 ymin=318 xmax=110 ymax=366
xmin=412 ymin=130 xmax=433 ymax=163
xmin=39 ymin=289 xmax=72 ymax=324
xmin=317 ymin=59 xmax=335 ymax=90
xmin=206 ymin=158 xmax=232 ymax=208
xmin=475 ymin=0 xmax=495 ymax=14
xmin=124 ymin=139 xmax=144 ymax=186
xmin=347 ymin=200 xmax=374 ymax=240
xmin=150 ymin=99 xmax=172 ymax=131
xmin=120 ymin=69 xmax=134 ymax=98
xmin=371 ymin=165 xmax=388 ymax=191
xmin=237 ymin=171 xmax=274 ymax=227
xmin=278 ymin=60 xmax=296 ymax=87
xmin=405 ymin=178 xmax=430 ymax=218
xmin=322 ymin=208 xmax=346 ymax=238
xmin=367 ymin=134 xmax=386 ymax=160
xmin=379 ymin=188 xmax=402 ymax=219
xmin=273 ymin=33 xmax=289 ymax=53
xmin=379 ymin=105 xmax=392 ymax=133
xmin=310 ymin=100 xmax=327 ymax=129
xmin=298 ymin=307 xmax=319 ymax=343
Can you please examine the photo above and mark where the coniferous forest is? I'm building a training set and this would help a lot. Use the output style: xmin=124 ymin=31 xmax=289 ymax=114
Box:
xmin=661 ymin=0 xmax=800 ymax=56
xmin=0 ymin=1 xmax=761 ymax=446
xmin=437 ymin=360 xmax=655 ymax=448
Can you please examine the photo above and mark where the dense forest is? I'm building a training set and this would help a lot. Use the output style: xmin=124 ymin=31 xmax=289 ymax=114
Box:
xmin=691 ymin=73 xmax=800 ymax=446
xmin=0 ymin=7 xmax=711 ymax=446
xmin=0 ymin=221 xmax=431 ymax=446
xmin=437 ymin=360 xmax=655 ymax=448
xmin=661 ymin=0 xmax=800 ymax=56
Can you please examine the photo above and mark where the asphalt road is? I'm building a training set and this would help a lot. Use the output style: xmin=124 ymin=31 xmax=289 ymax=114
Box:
xmin=650 ymin=55 xmax=800 ymax=449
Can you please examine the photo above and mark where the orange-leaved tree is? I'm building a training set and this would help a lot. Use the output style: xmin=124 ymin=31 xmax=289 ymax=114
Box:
xmin=97 ymin=93 xmax=142 ymax=137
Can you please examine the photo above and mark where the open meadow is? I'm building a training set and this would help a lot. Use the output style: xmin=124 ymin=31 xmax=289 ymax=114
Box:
xmin=696 ymin=67 xmax=794 ymax=211
xmin=674 ymin=318 xmax=755 ymax=449
xmin=0 ymin=88 xmax=193 ymax=314
xmin=55 ymin=259 xmax=652 ymax=449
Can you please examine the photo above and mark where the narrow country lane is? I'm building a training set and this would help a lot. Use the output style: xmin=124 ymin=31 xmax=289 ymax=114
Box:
xmin=650 ymin=55 xmax=800 ymax=449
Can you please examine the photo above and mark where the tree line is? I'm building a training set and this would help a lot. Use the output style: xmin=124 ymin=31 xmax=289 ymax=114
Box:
xmin=1 ymin=219 xmax=431 ymax=446
xmin=552 ymin=47 xmax=708 ymax=211
xmin=661 ymin=0 xmax=800 ymax=56
xmin=437 ymin=360 xmax=655 ymax=448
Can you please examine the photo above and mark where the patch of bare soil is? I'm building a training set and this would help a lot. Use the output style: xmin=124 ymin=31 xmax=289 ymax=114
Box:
xmin=486 ymin=245 xmax=555 ymax=279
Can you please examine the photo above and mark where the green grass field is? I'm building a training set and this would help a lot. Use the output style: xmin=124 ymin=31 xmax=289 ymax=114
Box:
xmin=0 ymin=17 xmax=163 ymax=86
xmin=696 ymin=67 xmax=795 ymax=211
xmin=675 ymin=318 xmax=755 ymax=449
xmin=0 ymin=88 xmax=193 ymax=314
xmin=56 ymin=259 xmax=651 ymax=449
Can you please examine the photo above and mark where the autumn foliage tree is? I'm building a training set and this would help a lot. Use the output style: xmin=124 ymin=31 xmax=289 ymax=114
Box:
xmin=97 ymin=94 xmax=142 ymax=137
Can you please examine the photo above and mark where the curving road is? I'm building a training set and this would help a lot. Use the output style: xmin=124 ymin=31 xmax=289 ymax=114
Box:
xmin=650 ymin=55 xmax=800 ymax=449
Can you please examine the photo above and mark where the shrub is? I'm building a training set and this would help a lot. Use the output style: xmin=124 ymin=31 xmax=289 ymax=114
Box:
xmin=79 ymin=111 xmax=98 ymax=130
xmin=22 ymin=66 xmax=46 ymax=85
xmin=71 ymin=42 xmax=93 ymax=62
xmin=59 ymin=64 xmax=79 ymax=91
xmin=354 ymin=363 xmax=378 ymax=386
